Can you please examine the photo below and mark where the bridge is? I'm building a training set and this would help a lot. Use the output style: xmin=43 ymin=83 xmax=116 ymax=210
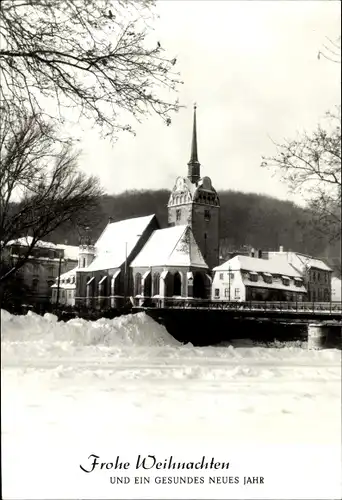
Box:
xmin=133 ymin=299 xmax=342 ymax=321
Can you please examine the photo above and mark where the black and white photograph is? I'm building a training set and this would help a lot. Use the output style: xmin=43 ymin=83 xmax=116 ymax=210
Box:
xmin=1 ymin=0 xmax=341 ymax=499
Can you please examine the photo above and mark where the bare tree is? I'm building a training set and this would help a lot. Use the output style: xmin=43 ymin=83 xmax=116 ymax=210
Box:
xmin=261 ymin=107 xmax=341 ymax=241
xmin=0 ymin=112 xmax=103 ymax=283
xmin=318 ymin=36 xmax=341 ymax=64
xmin=0 ymin=0 xmax=182 ymax=139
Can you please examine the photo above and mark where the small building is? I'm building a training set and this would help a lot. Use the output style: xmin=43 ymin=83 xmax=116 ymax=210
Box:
xmin=75 ymin=214 xmax=159 ymax=309
xmin=4 ymin=236 xmax=78 ymax=306
xmin=331 ymin=277 xmax=342 ymax=301
xmin=265 ymin=249 xmax=332 ymax=301
xmin=51 ymin=267 xmax=77 ymax=307
xmin=212 ymin=255 xmax=307 ymax=302
xmin=130 ymin=225 xmax=211 ymax=305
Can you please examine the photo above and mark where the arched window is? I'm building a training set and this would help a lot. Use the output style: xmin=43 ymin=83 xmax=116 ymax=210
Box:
xmin=153 ymin=273 xmax=160 ymax=296
xmin=135 ymin=273 xmax=142 ymax=295
xmin=173 ymin=272 xmax=182 ymax=296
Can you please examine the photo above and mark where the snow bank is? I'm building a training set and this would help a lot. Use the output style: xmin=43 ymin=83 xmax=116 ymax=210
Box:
xmin=1 ymin=309 xmax=180 ymax=347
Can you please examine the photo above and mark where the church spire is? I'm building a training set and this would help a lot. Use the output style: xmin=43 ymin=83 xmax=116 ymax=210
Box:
xmin=187 ymin=103 xmax=200 ymax=184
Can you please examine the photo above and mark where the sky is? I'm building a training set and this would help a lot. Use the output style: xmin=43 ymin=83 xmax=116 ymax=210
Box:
xmin=79 ymin=0 xmax=341 ymax=204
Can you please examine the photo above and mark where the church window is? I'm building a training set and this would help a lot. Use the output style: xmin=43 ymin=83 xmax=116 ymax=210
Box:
xmin=176 ymin=209 xmax=181 ymax=221
xmin=135 ymin=273 xmax=142 ymax=295
xmin=204 ymin=209 xmax=211 ymax=221
xmin=153 ymin=273 xmax=160 ymax=296
xmin=214 ymin=288 xmax=220 ymax=298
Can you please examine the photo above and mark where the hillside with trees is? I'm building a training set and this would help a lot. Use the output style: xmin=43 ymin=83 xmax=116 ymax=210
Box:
xmin=47 ymin=188 xmax=341 ymax=274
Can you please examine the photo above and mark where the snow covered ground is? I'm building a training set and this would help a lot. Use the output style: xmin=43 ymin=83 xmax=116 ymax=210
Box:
xmin=1 ymin=310 xmax=341 ymax=499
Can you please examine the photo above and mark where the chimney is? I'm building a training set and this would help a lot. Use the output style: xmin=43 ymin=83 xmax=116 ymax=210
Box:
xmin=258 ymin=249 xmax=262 ymax=259
xmin=108 ymin=216 xmax=113 ymax=223
xmin=279 ymin=245 xmax=284 ymax=252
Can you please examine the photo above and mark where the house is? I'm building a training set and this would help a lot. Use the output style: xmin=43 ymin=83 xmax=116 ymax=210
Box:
xmin=331 ymin=277 xmax=341 ymax=301
xmin=75 ymin=214 xmax=159 ymax=309
xmin=51 ymin=267 xmax=77 ymax=307
xmin=212 ymin=255 xmax=307 ymax=302
xmin=130 ymin=225 xmax=211 ymax=305
xmin=265 ymin=248 xmax=332 ymax=301
xmin=3 ymin=236 xmax=78 ymax=306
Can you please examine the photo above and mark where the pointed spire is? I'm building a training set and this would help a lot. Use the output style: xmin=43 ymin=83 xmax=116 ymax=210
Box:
xmin=187 ymin=103 xmax=200 ymax=184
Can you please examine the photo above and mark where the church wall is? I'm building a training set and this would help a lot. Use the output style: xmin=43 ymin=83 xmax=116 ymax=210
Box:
xmin=167 ymin=203 xmax=192 ymax=227
xmin=191 ymin=203 xmax=220 ymax=270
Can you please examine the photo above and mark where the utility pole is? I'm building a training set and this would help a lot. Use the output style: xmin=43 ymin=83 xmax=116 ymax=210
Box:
xmin=228 ymin=264 xmax=231 ymax=301
xmin=56 ymin=255 xmax=63 ymax=308
xmin=124 ymin=241 xmax=128 ymax=302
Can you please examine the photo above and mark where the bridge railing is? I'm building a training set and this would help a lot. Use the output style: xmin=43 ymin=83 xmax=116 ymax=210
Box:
xmin=134 ymin=297 xmax=342 ymax=314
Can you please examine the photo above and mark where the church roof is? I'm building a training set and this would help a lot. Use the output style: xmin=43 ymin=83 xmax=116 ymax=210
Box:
xmin=130 ymin=225 xmax=208 ymax=269
xmin=79 ymin=214 xmax=156 ymax=272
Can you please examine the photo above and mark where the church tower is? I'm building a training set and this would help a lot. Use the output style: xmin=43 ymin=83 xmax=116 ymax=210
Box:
xmin=167 ymin=105 xmax=220 ymax=269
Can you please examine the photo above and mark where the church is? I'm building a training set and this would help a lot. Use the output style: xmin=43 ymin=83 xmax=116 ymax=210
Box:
xmin=74 ymin=105 xmax=220 ymax=308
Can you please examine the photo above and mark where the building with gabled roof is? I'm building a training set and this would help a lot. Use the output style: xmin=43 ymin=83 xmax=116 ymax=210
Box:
xmin=75 ymin=214 xmax=159 ymax=308
xmin=51 ymin=267 xmax=77 ymax=307
xmin=265 ymin=249 xmax=332 ymax=301
xmin=4 ymin=236 xmax=78 ymax=307
xmin=130 ymin=225 xmax=211 ymax=303
xmin=212 ymin=255 xmax=307 ymax=302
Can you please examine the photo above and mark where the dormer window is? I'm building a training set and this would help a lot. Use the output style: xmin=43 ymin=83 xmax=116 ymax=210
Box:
xmin=248 ymin=271 xmax=258 ymax=282
xmin=263 ymin=272 xmax=273 ymax=284
xmin=282 ymin=275 xmax=290 ymax=286
xmin=294 ymin=278 xmax=303 ymax=287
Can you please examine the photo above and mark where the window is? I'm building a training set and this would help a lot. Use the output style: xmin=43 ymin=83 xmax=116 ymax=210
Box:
xmin=214 ymin=288 xmax=220 ymax=298
xmin=317 ymin=272 xmax=321 ymax=282
xmin=282 ymin=278 xmax=290 ymax=286
xmin=234 ymin=288 xmax=240 ymax=299
xmin=219 ymin=273 xmax=224 ymax=280
xmin=176 ymin=209 xmax=181 ymax=221
xmin=294 ymin=278 xmax=303 ymax=287
xmin=204 ymin=209 xmax=211 ymax=221
xmin=224 ymin=288 xmax=229 ymax=298
xmin=47 ymin=266 xmax=55 ymax=278
xmin=313 ymin=271 xmax=316 ymax=282
xmin=135 ymin=273 xmax=142 ymax=295
xmin=249 ymin=272 xmax=258 ymax=282
xmin=263 ymin=274 xmax=272 ymax=284
xmin=153 ymin=273 xmax=160 ymax=296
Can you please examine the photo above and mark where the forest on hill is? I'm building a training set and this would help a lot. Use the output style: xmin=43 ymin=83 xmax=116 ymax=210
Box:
xmin=48 ymin=189 xmax=340 ymax=273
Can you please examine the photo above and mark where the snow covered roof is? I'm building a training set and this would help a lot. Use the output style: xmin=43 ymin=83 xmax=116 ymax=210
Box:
xmin=267 ymin=251 xmax=332 ymax=272
xmin=214 ymin=255 xmax=302 ymax=277
xmin=130 ymin=225 xmax=208 ymax=269
xmin=241 ymin=275 xmax=307 ymax=293
xmin=79 ymin=215 xmax=156 ymax=272
xmin=7 ymin=236 xmax=58 ymax=249
xmin=295 ymin=253 xmax=332 ymax=272
xmin=56 ymin=244 xmax=79 ymax=261
xmin=51 ymin=267 xmax=77 ymax=289
xmin=7 ymin=236 xmax=78 ymax=261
